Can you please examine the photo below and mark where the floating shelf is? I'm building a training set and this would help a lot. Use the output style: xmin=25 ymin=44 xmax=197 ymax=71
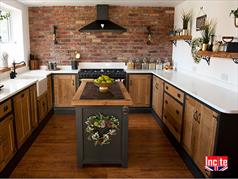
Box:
xmin=169 ymin=35 xmax=192 ymax=46
xmin=197 ymin=51 xmax=238 ymax=65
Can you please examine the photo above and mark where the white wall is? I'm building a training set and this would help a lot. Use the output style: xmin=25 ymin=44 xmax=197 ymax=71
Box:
xmin=173 ymin=0 xmax=238 ymax=92
xmin=0 ymin=0 xmax=30 ymax=65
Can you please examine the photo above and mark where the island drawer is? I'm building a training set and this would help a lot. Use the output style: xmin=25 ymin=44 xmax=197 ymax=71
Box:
xmin=164 ymin=82 xmax=184 ymax=103
xmin=0 ymin=99 xmax=12 ymax=119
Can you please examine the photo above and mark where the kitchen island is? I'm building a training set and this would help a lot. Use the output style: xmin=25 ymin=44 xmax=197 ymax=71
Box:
xmin=72 ymin=81 xmax=133 ymax=167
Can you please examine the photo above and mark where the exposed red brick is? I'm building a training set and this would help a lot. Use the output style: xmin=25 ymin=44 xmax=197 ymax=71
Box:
xmin=29 ymin=6 xmax=174 ymax=65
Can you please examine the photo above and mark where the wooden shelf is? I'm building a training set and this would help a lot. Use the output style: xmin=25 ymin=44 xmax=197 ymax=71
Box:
xmin=197 ymin=51 xmax=238 ymax=65
xmin=169 ymin=35 xmax=192 ymax=46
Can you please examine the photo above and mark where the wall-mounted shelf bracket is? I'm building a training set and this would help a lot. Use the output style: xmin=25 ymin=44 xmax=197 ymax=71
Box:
xmin=184 ymin=40 xmax=192 ymax=46
xmin=233 ymin=58 xmax=238 ymax=64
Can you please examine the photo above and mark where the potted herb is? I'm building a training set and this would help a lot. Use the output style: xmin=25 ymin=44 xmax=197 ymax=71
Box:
xmin=230 ymin=8 xmax=238 ymax=27
xmin=201 ymin=20 xmax=216 ymax=51
xmin=0 ymin=10 xmax=10 ymax=21
xmin=182 ymin=10 xmax=192 ymax=35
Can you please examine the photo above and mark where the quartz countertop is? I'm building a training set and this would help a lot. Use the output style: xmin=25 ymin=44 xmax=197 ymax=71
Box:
xmin=0 ymin=78 xmax=37 ymax=103
xmin=126 ymin=69 xmax=238 ymax=114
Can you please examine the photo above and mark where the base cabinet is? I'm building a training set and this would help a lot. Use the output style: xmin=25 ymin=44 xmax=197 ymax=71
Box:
xmin=163 ymin=93 xmax=183 ymax=142
xmin=38 ymin=92 xmax=48 ymax=123
xmin=0 ymin=115 xmax=16 ymax=172
xmin=14 ymin=89 xmax=31 ymax=148
xmin=29 ymin=85 xmax=38 ymax=130
xmin=53 ymin=75 xmax=76 ymax=107
xmin=152 ymin=76 xmax=164 ymax=119
xmin=182 ymin=95 xmax=217 ymax=177
xmin=128 ymin=74 xmax=151 ymax=107
xmin=47 ymin=76 xmax=53 ymax=112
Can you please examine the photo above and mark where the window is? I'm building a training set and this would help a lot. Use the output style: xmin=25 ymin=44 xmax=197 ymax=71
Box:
xmin=0 ymin=9 xmax=11 ymax=42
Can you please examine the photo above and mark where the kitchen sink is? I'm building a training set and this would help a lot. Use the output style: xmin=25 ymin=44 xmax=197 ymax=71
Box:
xmin=17 ymin=74 xmax=48 ymax=97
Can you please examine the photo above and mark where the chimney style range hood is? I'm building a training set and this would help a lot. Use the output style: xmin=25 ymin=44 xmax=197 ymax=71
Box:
xmin=79 ymin=5 xmax=126 ymax=32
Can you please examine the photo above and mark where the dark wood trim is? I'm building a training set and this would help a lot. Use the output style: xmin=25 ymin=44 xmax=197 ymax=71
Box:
xmin=129 ymin=107 xmax=151 ymax=113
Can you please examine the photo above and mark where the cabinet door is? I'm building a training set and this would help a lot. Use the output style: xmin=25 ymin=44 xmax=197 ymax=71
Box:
xmin=163 ymin=93 xmax=183 ymax=142
xmin=193 ymin=104 xmax=217 ymax=176
xmin=0 ymin=115 xmax=16 ymax=172
xmin=47 ymin=75 xmax=53 ymax=111
xmin=128 ymin=75 xmax=151 ymax=107
xmin=14 ymin=89 xmax=31 ymax=148
xmin=182 ymin=96 xmax=201 ymax=156
xmin=152 ymin=76 xmax=164 ymax=119
xmin=38 ymin=92 xmax=48 ymax=123
xmin=29 ymin=85 xmax=38 ymax=130
xmin=53 ymin=75 xmax=76 ymax=107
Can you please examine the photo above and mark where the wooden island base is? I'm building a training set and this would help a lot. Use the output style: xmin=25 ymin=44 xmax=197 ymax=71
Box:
xmin=72 ymin=82 xmax=133 ymax=167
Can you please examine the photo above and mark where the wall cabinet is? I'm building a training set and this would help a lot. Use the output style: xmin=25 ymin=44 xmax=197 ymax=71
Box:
xmin=47 ymin=75 xmax=53 ymax=112
xmin=53 ymin=75 xmax=76 ymax=107
xmin=0 ymin=115 xmax=16 ymax=172
xmin=29 ymin=85 xmax=38 ymax=130
xmin=128 ymin=74 xmax=151 ymax=107
xmin=14 ymin=89 xmax=31 ymax=148
xmin=152 ymin=76 xmax=164 ymax=119
xmin=163 ymin=93 xmax=183 ymax=142
xmin=38 ymin=92 xmax=48 ymax=123
xmin=182 ymin=95 xmax=217 ymax=177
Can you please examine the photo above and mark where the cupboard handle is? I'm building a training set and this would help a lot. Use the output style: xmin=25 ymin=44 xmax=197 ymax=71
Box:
xmin=130 ymin=80 xmax=132 ymax=86
xmin=164 ymin=115 xmax=167 ymax=119
xmin=166 ymin=86 xmax=168 ymax=90
xmin=177 ymin=93 xmax=181 ymax=98
xmin=72 ymin=80 xmax=75 ymax=86
xmin=21 ymin=93 xmax=25 ymax=98
xmin=197 ymin=112 xmax=201 ymax=124
xmin=155 ymin=83 xmax=159 ymax=89
xmin=193 ymin=110 xmax=197 ymax=121
xmin=176 ymin=109 xmax=179 ymax=115
xmin=165 ymin=100 xmax=168 ymax=104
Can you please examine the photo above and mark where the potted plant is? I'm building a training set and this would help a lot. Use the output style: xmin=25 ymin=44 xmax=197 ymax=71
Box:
xmin=230 ymin=8 xmax=238 ymax=27
xmin=201 ymin=20 xmax=216 ymax=51
xmin=182 ymin=10 xmax=192 ymax=35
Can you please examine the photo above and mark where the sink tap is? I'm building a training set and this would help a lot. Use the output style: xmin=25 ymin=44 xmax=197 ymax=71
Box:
xmin=10 ymin=61 xmax=26 ymax=79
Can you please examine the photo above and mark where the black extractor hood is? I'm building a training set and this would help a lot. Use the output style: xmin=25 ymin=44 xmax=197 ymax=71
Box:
xmin=79 ymin=5 xmax=126 ymax=32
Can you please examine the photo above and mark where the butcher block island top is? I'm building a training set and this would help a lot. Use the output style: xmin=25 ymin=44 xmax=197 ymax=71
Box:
xmin=72 ymin=81 xmax=133 ymax=106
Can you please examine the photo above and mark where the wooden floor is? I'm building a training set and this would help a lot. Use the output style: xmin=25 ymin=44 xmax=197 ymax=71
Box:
xmin=11 ymin=113 xmax=193 ymax=178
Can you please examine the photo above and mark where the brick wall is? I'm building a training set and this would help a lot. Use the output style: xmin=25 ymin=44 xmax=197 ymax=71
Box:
xmin=29 ymin=6 xmax=174 ymax=65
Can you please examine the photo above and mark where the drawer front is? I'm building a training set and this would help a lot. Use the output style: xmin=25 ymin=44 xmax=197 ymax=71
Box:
xmin=0 ymin=99 xmax=12 ymax=119
xmin=164 ymin=83 xmax=184 ymax=103
xmin=163 ymin=93 xmax=183 ymax=142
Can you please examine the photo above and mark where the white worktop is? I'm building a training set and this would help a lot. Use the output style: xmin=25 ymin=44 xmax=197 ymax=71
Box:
xmin=0 ymin=66 xmax=237 ymax=114
xmin=126 ymin=69 xmax=238 ymax=114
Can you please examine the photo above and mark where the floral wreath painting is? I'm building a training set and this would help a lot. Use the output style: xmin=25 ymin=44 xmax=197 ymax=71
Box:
xmin=85 ymin=113 xmax=120 ymax=146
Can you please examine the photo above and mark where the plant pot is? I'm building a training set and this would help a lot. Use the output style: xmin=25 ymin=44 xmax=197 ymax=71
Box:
xmin=202 ymin=43 xmax=208 ymax=51
xmin=182 ymin=29 xmax=188 ymax=36
xmin=235 ymin=17 xmax=238 ymax=28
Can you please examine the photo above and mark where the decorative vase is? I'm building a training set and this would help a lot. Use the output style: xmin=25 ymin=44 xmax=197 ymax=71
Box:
xmin=212 ymin=41 xmax=220 ymax=52
xmin=235 ymin=17 xmax=238 ymax=28
xmin=182 ymin=29 xmax=188 ymax=36
xmin=202 ymin=43 xmax=208 ymax=51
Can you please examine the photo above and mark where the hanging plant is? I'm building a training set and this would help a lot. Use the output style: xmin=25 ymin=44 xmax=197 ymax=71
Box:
xmin=85 ymin=113 xmax=120 ymax=146
xmin=191 ymin=38 xmax=203 ymax=64
xmin=0 ymin=10 xmax=10 ymax=21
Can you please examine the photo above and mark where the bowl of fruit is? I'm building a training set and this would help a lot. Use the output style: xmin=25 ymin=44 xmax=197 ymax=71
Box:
xmin=93 ymin=75 xmax=114 ymax=93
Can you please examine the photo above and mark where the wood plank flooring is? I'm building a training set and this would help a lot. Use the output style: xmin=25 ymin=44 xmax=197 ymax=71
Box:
xmin=10 ymin=113 xmax=193 ymax=178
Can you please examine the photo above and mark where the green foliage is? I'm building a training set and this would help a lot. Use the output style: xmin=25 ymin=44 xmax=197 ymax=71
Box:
xmin=0 ymin=10 xmax=10 ymax=21
xmin=230 ymin=8 xmax=238 ymax=18
xmin=201 ymin=19 xmax=216 ymax=44
xmin=182 ymin=10 xmax=192 ymax=29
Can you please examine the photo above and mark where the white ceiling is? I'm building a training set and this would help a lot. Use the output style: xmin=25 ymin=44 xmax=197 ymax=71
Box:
xmin=16 ymin=0 xmax=185 ymax=7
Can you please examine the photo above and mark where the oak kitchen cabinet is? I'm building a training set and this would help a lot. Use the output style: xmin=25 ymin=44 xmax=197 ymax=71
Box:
xmin=53 ymin=75 xmax=77 ymax=107
xmin=152 ymin=75 xmax=164 ymax=119
xmin=14 ymin=88 xmax=31 ymax=148
xmin=29 ymin=84 xmax=38 ymax=130
xmin=128 ymin=74 xmax=151 ymax=107
xmin=182 ymin=95 xmax=217 ymax=177
xmin=0 ymin=115 xmax=16 ymax=172
xmin=38 ymin=92 xmax=48 ymax=123
xmin=47 ymin=75 xmax=53 ymax=112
